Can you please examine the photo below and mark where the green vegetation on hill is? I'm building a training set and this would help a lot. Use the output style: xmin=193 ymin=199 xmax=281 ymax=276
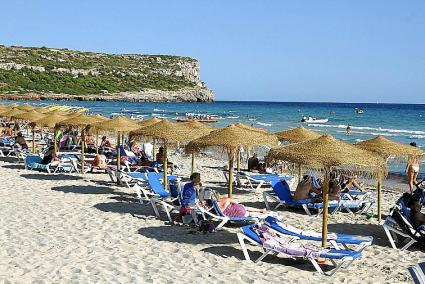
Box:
xmin=0 ymin=45 xmax=199 ymax=95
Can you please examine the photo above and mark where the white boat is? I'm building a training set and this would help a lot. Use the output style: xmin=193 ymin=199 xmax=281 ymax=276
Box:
xmin=301 ymin=116 xmax=329 ymax=123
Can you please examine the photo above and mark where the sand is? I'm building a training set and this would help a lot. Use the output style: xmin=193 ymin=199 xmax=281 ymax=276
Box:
xmin=0 ymin=153 xmax=423 ymax=284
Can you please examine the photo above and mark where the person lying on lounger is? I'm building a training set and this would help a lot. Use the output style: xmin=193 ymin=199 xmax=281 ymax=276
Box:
xmin=218 ymin=196 xmax=267 ymax=218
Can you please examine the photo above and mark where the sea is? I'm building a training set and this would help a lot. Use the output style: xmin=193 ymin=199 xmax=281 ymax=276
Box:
xmin=2 ymin=100 xmax=424 ymax=175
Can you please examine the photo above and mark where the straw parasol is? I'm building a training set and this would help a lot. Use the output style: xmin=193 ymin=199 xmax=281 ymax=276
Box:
xmin=16 ymin=104 xmax=36 ymax=111
xmin=131 ymin=119 xmax=196 ymax=190
xmin=0 ymin=108 xmax=26 ymax=118
xmin=355 ymin=135 xmax=425 ymax=222
xmin=92 ymin=116 xmax=140 ymax=172
xmin=56 ymin=114 xmax=105 ymax=175
xmin=186 ymin=124 xmax=278 ymax=197
xmin=12 ymin=110 xmax=46 ymax=153
xmin=274 ymin=125 xmax=322 ymax=181
xmin=137 ymin=117 xmax=162 ymax=128
xmin=267 ymin=134 xmax=387 ymax=247
xmin=179 ymin=121 xmax=216 ymax=173
xmin=275 ymin=125 xmax=321 ymax=143
xmin=31 ymin=113 xmax=68 ymax=154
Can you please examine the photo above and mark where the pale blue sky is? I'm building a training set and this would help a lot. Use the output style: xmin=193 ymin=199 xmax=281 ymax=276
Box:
xmin=1 ymin=1 xmax=424 ymax=103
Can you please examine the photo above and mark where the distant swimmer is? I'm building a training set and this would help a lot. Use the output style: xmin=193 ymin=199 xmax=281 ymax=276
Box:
xmin=346 ymin=124 xmax=352 ymax=135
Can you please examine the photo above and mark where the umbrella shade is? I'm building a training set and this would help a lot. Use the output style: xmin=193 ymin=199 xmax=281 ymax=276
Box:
xmin=12 ymin=110 xmax=46 ymax=122
xmin=268 ymin=134 xmax=386 ymax=176
xmin=31 ymin=113 xmax=68 ymax=128
xmin=186 ymin=124 xmax=278 ymax=153
xmin=355 ymin=135 xmax=424 ymax=158
xmin=0 ymin=108 xmax=26 ymax=118
xmin=16 ymin=104 xmax=36 ymax=111
xmin=92 ymin=116 xmax=139 ymax=133
xmin=56 ymin=114 xmax=102 ymax=128
xmin=137 ymin=117 xmax=162 ymax=128
xmin=131 ymin=118 xmax=194 ymax=142
xmin=275 ymin=125 xmax=321 ymax=143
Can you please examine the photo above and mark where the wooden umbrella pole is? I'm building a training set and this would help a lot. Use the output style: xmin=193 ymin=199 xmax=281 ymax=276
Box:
xmin=377 ymin=176 xmax=382 ymax=223
xmin=81 ymin=129 xmax=85 ymax=176
xmin=153 ymin=139 xmax=156 ymax=159
xmin=228 ymin=149 xmax=234 ymax=198
xmin=163 ymin=140 xmax=168 ymax=191
xmin=32 ymin=127 xmax=35 ymax=154
xmin=321 ymin=167 xmax=330 ymax=247
xmin=117 ymin=132 xmax=121 ymax=171
xmin=53 ymin=128 xmax=58 ymax=155
xmin=191 ymin=153 xmax=195 ymax=174
xmin=298 ymin=164 xmax=302 ymax=182
xmin=95 ymin=130 xmax=99 ymax=154
xmin=237 ymin=149 xmax=241 ymax=172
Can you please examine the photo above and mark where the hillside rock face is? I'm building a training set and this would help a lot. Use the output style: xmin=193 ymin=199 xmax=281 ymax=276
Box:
xmin=0 ymin=45 xmax=214 ymax=102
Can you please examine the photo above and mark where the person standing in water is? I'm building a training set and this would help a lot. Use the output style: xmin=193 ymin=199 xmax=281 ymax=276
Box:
xmin=346 ymin=124 xmax=352 ymax=135
xmin=406 ymin=142 xmax=420 ymax=193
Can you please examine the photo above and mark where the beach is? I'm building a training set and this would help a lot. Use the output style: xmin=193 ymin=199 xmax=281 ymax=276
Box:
xmin=0 ymin=153 xmax=423 ymax=284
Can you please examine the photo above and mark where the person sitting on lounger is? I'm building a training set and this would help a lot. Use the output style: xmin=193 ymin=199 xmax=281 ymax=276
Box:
xmin=294 ymin=175 xmax=322 ymax=202
xmin=15 ymin=132 xmax=28 ymax=150
xmin=156 ymin=147 xmax=174 ymax=167
xmin=91 ymin=149 xmax=108 ymax=171
xmin=218 ymin=196 xmax=267 ymax=218
xmin=338 ymin=174 xmax=365 ymax=192
xmin=3 ymin=124 xmax=13 ymax=137
xmin=248 ymin=153 xmax=266 ymax=172
xmin=406 ymin=193 xmax=425 ymax=228
xmin=41 ymin=146 xmax=57 ymax=164
xmin=100 ymin=136 xmax=112 ymax=148
xmin=181 ymin=172 xmax=202 ymax=207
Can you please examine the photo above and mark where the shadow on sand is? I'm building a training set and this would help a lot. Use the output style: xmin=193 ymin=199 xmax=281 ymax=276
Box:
xmin=94 ymin=201 xmax=157 ymax=219
xmin=1 ymin=164 xmax=25 ymax=170
xmin=51 ymin=185 xmax=114 ymax=195
xmin=21 ymin=173 xmax=83 ymax=181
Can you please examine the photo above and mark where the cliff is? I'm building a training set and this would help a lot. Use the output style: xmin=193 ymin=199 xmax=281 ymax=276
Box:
xmin=0 ymin=45 xmax=214 ymax=102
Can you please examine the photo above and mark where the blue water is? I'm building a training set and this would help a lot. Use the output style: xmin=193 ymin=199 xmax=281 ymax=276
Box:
xmin=2 ymin=99 xmax=424 ymax=174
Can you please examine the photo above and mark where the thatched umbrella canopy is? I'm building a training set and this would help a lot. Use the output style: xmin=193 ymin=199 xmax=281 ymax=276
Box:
xmin=234 ymin=122 xmax=268 ymax=133
xmin=11 ymin=110 xmax=46 ymax=153
xmin=131 ymin=119 xmax=198 ymax=190
xmin=179 ymin=121 xmax=216 ymax=173
xmin=355 ymin=135 xmax=425 ymax=222
xmin=275 ymin=125 xmax=321 ymax=143
xmin=35 ymin=106 xmax=52 ymax=113
xmin=186 ymin=124 xmax=278 ymax=197
xmin=137 ymin=117 xmax=162 ymax=128
xmin=47 ymin=109 xmax=70 ymax=116
xmin=56 ymin=114 xmax=105 ymax=175
xmin=92 ymin=116 xmax=140 ymax=172
xmin=16 ymin=104 xmax=36 ymax=111
xmin=0 ymin=108 xmax=25 ymax=118
xmin=267 ymin=134 xmax=387 ymax=247
xmin=31 ymin=113 xmax=68 ymax=154
xmin=92 ymin=114 xmax=109 ymax=121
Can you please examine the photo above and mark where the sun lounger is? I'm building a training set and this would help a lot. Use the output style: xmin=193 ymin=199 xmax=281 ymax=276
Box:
xmin=24 ymin=155 xmax=52 ymax=173
xmin=383 ymin=199 xmax=425 ymax=250
xmin=196 ymin=197 xmax=258 ymax=230
xmin=237 ymin=224 xmax=362 ymax=276
xmin=408 ymin=262 xmax=425 ymax=284
xmin=236 ymin=171 xmax=295 ymax=190
xmin=146 ymin=172 xmax=181 ymax=223
xmin=264 ymin=216 xmax=373 ymax=252
xmin=340 ymin=188 xmax=372 ymax=201
xmin=263 ymin=180 xmax=340 ymax=216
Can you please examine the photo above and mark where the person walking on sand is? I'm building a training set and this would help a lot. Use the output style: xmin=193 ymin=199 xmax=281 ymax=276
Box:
xmin=406 ymin=142 xmax=420 ymax=193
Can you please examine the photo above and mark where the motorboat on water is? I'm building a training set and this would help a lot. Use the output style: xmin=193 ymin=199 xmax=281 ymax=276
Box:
xmin=301 ymin=116 xmax=329 ymax=123
xmin=355 ymin=108 xmax=364 ymax=114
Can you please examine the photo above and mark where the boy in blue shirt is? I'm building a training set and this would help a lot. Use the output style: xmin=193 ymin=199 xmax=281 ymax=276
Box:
xmin=180 ymin=172 xmax=201 ymax=207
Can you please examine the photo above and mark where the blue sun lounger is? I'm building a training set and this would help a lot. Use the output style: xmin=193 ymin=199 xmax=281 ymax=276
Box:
xmin=236 ymin=172 xmax=294 ymax=189
xmin=237 ymin=224 xmax=362 ymax=276
xmin=263 ymin=180 xmax=340 ymax=216
xmin=264 ymin=216 xmax=373 ymax=251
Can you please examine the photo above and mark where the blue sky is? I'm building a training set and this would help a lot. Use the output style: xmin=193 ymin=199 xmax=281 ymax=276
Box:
xmin=1 ymin=1 xmax=424 ymax=103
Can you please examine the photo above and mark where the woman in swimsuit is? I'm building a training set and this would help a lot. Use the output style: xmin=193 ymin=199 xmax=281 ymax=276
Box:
xmin=406 ymin=142 xmax=420 ymax=193
xmin=218 ymin=197 xmax=266 ymax=218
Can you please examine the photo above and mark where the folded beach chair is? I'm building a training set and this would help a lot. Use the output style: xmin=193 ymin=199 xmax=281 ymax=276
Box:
xmin=264 ymin=216 xmax=373 ymax=252
xmin=383 ymin=199 xmax=425 ymax=250
xmin=408 ymin=262 xmax=425 ymax=284
xmin=236 ymin=171 xmax=295 ymax=190
xmin=237 ymin=224 xmax=362 ymax=276
xmin=263 ymin=180 xmax=340 ymax=216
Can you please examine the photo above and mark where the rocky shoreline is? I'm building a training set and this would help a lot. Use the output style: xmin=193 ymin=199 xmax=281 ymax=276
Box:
xmin=0 ymin=86 xmax=214 ymax=102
